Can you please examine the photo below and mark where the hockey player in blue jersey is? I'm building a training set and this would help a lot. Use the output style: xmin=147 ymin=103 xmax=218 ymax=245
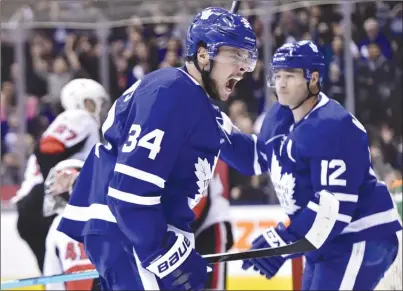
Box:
xmin=56 ymin=7 xmax=257 ymax=291
xmin=219 ymin=40 xmax=402 ymax=290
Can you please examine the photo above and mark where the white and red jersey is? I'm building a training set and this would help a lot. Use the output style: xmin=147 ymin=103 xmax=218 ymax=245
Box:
xmin=44 ymin=215 xmax=95 ymax=290
xmin=14 ymin=109 xmax=100 ymax=202
xmin=40 ymin=109 xmax=100 ymax=161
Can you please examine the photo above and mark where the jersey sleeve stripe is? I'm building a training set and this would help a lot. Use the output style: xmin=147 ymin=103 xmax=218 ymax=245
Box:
xmin=107 ymin=187 xmax=161 ymax=205
xmin=341 ymin=208 xmax=401 ymax=234
xmin=334 ymin=193 xmax=358 ymax=202
xmin=63 ymin=203 xmax=117 ymax=223
xmin=307 ymin=201 xmax=352 ymax=223
xmin=115 ymin=163 xmax=165 ymax=188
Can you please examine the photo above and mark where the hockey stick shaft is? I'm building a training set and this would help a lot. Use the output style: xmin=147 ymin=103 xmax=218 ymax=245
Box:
xmin=1 ymin=239 xmax=314 ymax=289
xmin=204 ymin=238 xmax=315 ymax=264
xmin=230 ymin=1 xmax=241 ymax=13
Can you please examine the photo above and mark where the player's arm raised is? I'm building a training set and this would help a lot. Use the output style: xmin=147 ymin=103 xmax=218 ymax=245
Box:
xmin=219 ymin=111 xmax=268 ymax=176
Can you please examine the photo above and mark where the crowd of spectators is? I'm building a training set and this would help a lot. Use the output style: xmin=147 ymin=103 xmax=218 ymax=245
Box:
xmin=1 ymin=1 xmax=402 ymax=205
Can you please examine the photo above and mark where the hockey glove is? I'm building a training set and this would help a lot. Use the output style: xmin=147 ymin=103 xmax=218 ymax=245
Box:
xmin=242 ymin=223 xmax=297 ymax=279
xmin=142 ymin=231 xmax=209 ymax=290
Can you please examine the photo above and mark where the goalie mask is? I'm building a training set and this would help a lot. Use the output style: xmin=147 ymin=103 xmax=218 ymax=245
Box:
xmin=43 ymin=159 xmax=84 ymax=217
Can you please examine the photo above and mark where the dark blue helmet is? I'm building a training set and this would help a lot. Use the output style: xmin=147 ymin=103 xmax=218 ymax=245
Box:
xmin=268 ymin=41 xmax=325 ymax=86
xmin=186 ymin=7 xmax=258 ymax=72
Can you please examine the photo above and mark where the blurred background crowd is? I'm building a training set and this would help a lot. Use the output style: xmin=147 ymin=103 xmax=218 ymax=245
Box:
xmin=1 ymin=0 xmax=402 ymax=205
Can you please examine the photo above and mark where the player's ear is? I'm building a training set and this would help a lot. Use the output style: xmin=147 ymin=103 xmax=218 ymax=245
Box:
xmin=309 ymin=71 xmax=320 ymax=95
xmin=197 ymin=46 xmax=210 ymax=69
xmin=84 ymin=99 xmax=96 ymax=113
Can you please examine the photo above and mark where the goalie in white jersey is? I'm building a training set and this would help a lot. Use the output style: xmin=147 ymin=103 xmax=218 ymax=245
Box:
xmin=14 ymin=78 xmax=109 ymax=273
xmin=43 ymin=159 xmax=99 ymax=291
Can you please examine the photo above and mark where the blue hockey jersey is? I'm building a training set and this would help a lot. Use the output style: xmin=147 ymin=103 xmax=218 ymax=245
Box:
xmin=57 ymin=67 xmax=224 ymax=262
xmin=221 ymin=93 xmax=402 ymax=260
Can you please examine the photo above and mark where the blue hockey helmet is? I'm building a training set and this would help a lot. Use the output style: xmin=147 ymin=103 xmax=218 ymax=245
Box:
xmin=268 ymin=41 xmax=325 ymax=87
xmin=186 ymin=7 xmax=258 ymax=72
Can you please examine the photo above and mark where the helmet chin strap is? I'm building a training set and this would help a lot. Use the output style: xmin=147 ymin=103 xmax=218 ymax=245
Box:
xmin=289 ymin=82 xmax=320 ymax=111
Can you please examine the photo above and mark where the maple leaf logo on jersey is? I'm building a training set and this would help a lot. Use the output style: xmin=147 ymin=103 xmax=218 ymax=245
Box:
xmin=195 ymin=157 xmax=214 ymax=195
xmin=270 ymin=151 xmax=300 ymax=215
xmin=189 ymin=155 xmax=219 ymax=209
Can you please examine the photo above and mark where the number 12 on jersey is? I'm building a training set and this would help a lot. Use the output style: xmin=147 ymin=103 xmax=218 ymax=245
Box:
xmin=122 ymin=124 xmax=165 ymax=160
xmin=321 ymin=159 xmax=346 ymax=186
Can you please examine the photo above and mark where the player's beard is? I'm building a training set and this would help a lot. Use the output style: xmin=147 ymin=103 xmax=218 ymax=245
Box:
xmin=201 ymin=69 xmax=220 ymax=100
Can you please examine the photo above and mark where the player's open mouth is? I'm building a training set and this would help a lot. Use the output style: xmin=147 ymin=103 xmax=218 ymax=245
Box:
xmin=225 ymin=77 xmax=241 ymax=93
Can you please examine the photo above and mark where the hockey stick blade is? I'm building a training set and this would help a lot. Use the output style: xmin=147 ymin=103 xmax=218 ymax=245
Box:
xmin=230 ymin=1 xmax=241 ymax=13
xmin=204 ymin=238 xmax=316 ymax=264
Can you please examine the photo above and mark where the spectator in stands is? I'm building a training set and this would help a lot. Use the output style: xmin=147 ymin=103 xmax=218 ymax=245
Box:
xmin=0 ymin=152 xmax=22 ymax=185
xmin=359 ymin=17 xmax=392 ymax=59
xmin=279 ymin=10 xmax=303 ymax=43
xmin=325 ymin=62 xmax=345 ymax=105
xmin=1 ymin=81 xmax=15 ymax=119
xmin=40 ymin=55 xmax=72 ymax=115
xmin=229 ymin=115 xmax=269 ymax=204
xmin=379 ymin=123 xmax=403 ymax=171
xmin=126 ymin=41 xmax=153 ymax=86
xmin=159 ymin=50 xmax=181 ymax=68
xmin=356 ymin=42 xmax=396 ymax=126
xmin=1 ymin=81 xmax=15 ymax=158
xmin=82 ymin=35 xmax=101 ymax=73
xmin=114 ymin=56 xmax=129 ymax=96
xmin=228 ymin=99 xmax=249 ymax=122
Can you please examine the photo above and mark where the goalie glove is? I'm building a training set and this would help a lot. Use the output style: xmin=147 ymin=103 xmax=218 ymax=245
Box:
xmin=142 ymin=231 xmax=209 ymax=290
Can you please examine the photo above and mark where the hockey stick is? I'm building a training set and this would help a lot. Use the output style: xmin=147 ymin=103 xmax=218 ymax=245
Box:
xmin=230 ymin=1 xmax=241 ymax=13
xmin=1 ymin=239 xmax=315 ymax=289
xmin=203 ymin=237 xmax=315 ymax=264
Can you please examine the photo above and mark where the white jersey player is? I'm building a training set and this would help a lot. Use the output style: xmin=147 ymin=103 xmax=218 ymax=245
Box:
xmin=43 ymin=159 xmax=98 ymax=291
xmin=13 ymin=78 xmax=109 ymax=202
xmin=15 ymin=78 xmax=109 ymax=273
